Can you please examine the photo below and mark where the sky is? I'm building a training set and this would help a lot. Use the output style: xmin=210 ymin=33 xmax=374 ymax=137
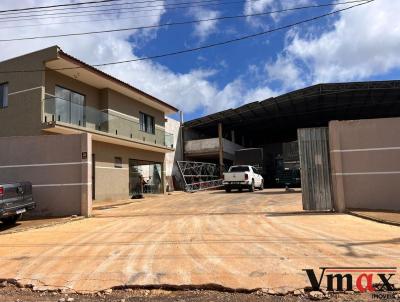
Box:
xmin=0 ymin=0 xmax=399 ymax=121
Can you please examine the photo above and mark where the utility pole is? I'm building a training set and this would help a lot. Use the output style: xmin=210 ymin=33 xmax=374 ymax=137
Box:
xmin=218 ymin=122 xmax=224 ymax=177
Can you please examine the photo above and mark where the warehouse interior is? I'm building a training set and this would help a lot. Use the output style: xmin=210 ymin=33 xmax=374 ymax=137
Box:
xmin=182 ymin=80 xmax=400 ymax=188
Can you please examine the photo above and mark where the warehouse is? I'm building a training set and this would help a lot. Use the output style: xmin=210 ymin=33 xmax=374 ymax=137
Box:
xmin=182 ymin=80 xmax=400 ymax=211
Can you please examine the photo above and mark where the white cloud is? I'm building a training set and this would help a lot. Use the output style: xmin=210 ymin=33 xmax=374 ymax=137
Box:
xmin=265 ymin=55 xmax=306 ymax=89
xmin=188 ymin=7 xmax=220 ymax=41
xmin=244 ymin=0 xmax=275 ymax=15
xmin=244 ymin=85 xmax=278 ymax=102
xmin=0 ymin=0 xmax=278 ymax=116
xmin=243 ymin=0 xmax=313 ymax=26
xmin=244 ymin=0 xmax=275 ymax=28
xmin=272 ymin=0 xmax=400 ymax=85
xmin=279 ymin=0 xmax=315 ymax=10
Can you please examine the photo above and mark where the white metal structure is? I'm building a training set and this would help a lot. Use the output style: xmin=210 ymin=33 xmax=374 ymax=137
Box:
xmin=177 ymin=161 xmax=223 ymax=192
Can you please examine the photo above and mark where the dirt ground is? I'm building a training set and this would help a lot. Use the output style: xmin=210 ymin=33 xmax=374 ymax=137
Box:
xmin=0 ymin=189 xmax=399 ymax=295
xmin=1 ymin=282 xmax=399 ymax=302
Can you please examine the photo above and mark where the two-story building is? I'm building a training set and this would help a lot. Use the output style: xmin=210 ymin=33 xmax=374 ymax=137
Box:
xmin=0 ymin=46 xmax=179 ymax=205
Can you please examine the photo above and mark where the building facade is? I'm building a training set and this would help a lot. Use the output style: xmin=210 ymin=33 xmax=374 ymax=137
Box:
xmin=0 ymin=46 xmax=179 ymax=202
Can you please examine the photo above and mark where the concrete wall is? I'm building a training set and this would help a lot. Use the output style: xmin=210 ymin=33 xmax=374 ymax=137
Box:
xmin=165 ymin=117 xmax=183 ymax=191
xmin=185 ymin=138 xmax=220 ymax=155
xmin=0 ymin=134 xmax=92 ymax=217
xmin=92 ymin=141 xmax=166 ymax=200
xmin=185 ymin=137 xmax=242 ymax=159
xmin=329 ymin=117 xmax=400 ymax=211
xmin=0 ymin=46 xmax=58 ymax=137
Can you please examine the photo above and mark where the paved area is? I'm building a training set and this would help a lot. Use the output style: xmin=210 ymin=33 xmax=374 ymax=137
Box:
xmin=0 ymin=189 xmax=399 ymax=293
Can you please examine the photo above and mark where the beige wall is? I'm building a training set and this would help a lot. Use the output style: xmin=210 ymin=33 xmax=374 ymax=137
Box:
xmin=92 ymin=141 xmax=166 ymax=200
xmin=0 ymin=46 xmax=167 ymax=141
xmin=165 ymin=117 xmax=183 ymax=191
xmin=329 ymin=117 xmax=400 ymax=212
xmin=45 ymin=69 xmax=101 ymax=109
xmin=0 ymin=134 xmax=92 ymax=217
xmin=102 ymin=89 xmax=167 ymax=146
xmin=0 ymin=46 xmax=58 ymax=137
xmin=101 ymin=89 xmax=165 ymax=127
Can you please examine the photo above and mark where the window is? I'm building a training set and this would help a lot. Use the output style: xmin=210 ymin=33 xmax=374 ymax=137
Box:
xmin=55 ymin=86 xmax=85 ymax=125
xmin=114 ymin=157 xmax=123 ymax=168
xmin=139 ymin=112 xmax=155 ymax=134
xmin=229 ymin=166 xmax=250 ymax=172
xmin=0 ymin=83 xmax=8 ymax=108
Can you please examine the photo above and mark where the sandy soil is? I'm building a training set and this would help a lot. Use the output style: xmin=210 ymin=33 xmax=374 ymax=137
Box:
xmin=0 ymin=189 xmax=399 ymax=294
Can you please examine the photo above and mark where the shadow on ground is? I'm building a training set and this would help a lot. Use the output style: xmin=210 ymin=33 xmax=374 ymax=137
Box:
xmin=265 ymin=211 xmax=341 ymax=217
xmin=210 ymin=190 xmax=301 ymax=195
xmin=0 ymin=222 xmax=22 ymax=232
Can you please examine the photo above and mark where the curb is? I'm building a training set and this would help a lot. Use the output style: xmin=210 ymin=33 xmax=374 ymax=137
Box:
xmin=348 ymin=211 xmax=400 ymax=227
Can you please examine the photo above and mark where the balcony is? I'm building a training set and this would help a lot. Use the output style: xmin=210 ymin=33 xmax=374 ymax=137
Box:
xmin=42 ymin=96 xmax=174 ymax=149
xmin=184 ymin=137 xmax=243 ymax=160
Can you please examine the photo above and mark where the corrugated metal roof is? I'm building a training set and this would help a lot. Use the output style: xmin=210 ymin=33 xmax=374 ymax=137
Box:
xmin=184 ymin=80 xmax=400 ymax=129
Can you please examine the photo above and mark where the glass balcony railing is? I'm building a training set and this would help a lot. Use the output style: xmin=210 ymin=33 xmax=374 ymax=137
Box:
xmin=43 ymin=97 xmax=174 ymax=148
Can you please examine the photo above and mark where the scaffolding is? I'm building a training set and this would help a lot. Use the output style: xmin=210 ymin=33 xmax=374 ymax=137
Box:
xmin=177 ymin=161 xmax=224 ymax=192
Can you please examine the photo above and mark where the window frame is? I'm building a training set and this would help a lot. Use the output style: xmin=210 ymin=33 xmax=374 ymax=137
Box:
xmin=0 ymin=82 xmax=9 ymax=109
xmin=139 ymin=111 xmax=155 ymax=134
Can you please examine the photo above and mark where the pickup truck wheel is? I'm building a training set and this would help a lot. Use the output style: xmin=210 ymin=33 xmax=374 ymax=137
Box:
xmin=259 ymin=180 xmax=264 ymax=190
xmin=1 ymin=214 xmax=22 ymax=225
xmin=249 ymin=180 xmax=255 ymax=192
xmin=225 ymin=187 xmax=231 ymax=193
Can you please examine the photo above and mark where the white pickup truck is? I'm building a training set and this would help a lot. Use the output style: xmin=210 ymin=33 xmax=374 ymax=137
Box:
xmin=223 ymin=165 xmax=264 ymax=193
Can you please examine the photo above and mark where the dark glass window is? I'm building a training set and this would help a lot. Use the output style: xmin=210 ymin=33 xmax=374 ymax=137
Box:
xmin=139 ymin=112 xmax=155 ymax=134
xmin=229 ymin=166 xmax=250 ymax=172
xmin=114 ymin=157 xmax=123 ymax=168
xmin=0 ymin=83 xmax=8 ymax=108
xmin=55 ymin=86 xmax=85 ymax=125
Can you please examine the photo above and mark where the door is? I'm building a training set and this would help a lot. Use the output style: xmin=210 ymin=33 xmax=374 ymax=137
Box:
xmin=298 ymin=127 xmax=333 ymax=211
xmin=129 ymin=159 xmax=163 ymax=196
xmin=252 ymin=167 xmax=262 ymax=187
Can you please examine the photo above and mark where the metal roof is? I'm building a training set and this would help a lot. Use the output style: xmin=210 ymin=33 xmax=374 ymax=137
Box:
xmin=184 ymin=80 xmax=400 ymax=131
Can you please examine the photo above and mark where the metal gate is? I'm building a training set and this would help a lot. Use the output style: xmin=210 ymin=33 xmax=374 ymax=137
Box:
xmin=298 ymin=127 xmax=333 ymax=211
